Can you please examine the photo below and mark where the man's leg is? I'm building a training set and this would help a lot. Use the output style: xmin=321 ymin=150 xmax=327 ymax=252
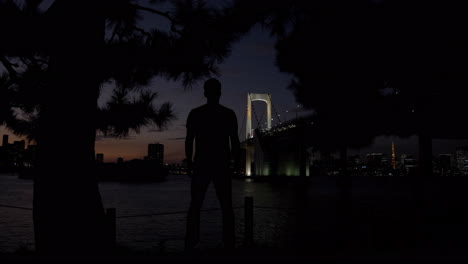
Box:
xmin=213 ymin=168 xmax=235 ymax=249
xmin=185 ymin=170 xmax=210 ymax=250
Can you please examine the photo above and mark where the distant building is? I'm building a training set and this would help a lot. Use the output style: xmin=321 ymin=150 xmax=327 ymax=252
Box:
xmin=400 ymin=154 xmax=408 ymax=166
xmin=25 ymin=145 xmax=37 ymax=167
xmin=2 ymin=134 xmax=8 ymax=147
xmin=0 ymin=135 xmax=34 ymax=168
xmin=366 ymin=153 xmax=383 ymax=168
xmin=11 ymin=140 xmax=25 ymax=166
xmin=381 ymin=155 xmax=390 ymax=167
xmin=403 ymin=158 xmax=417 ymax=175
xmin=438 ymin=154 xmax=454 ymax=175
xmin=13 ymin=140 xmax=25 ymax=150
xmin=0 ymin=145 xmax=5 ymax=167
xmin=96 ymin=153 xmax=104 ymax=164
xmin=117 ymin=157 xmax=124 ymax=164
xmin=456 ymin=146 xmax=468 ymax=174
xmin=0 ymin=135 xmax=11 ymax=167
xmin=348 ymin=155 xmax=361 ymax=167
xmin=148 ymin=143 xmax=164 ymax=166
xmin=311 ymin=152 xmax=340 ymax=176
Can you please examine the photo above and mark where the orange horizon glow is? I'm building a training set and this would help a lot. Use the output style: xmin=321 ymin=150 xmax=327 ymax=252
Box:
xmin=0 ymin=127 xmax=186 ymax=164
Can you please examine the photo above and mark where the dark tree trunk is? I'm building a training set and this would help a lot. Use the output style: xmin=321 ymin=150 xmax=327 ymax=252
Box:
xmin=294 ymin=128 xmax=309 ymax=251
xmin=338 ymin=146 xmax=350 ymax=200
xmin=336 ymin=146 xmax=351 ymax=251
xmin=299 ymin=127 xmax=307 ymax=179
xmin=33 ymin=1 xmax=106 ymax=255
xmin=418 ymin=131 xmax=433 ymax=178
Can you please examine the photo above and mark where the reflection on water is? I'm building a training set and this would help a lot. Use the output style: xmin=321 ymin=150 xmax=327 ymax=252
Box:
xmin=2 ymin=174 xmax=421 ymax=254
xmin=3 ymin=173 xmax=468 ymax=257
xmin=0 ymin=174 xmax=34 ymax=253
xmin=1 ymin=174 xmax=331 ymax=253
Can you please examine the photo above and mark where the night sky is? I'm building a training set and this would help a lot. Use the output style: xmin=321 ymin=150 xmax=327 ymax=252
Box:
xmin=1 ymin=0 xmax=468 ymax=163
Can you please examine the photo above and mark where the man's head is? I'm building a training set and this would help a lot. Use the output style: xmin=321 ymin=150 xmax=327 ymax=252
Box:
xmin=204 ymin=78 xmax=221 ymax=102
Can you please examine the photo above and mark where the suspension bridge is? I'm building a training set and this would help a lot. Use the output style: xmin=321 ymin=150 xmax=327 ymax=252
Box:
xmin=239 ymin=93 xmax=314 ymax=177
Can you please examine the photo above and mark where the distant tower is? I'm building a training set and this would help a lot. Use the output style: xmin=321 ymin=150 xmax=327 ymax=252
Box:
xmin=2 ymin=134 xmax=8 ymax=147
xmin=391 ymin=142 xmax=396 ymax=169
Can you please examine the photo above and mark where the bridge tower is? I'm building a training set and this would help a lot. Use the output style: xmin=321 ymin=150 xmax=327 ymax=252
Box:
xmin=246 ymin=93 xmax=272 ymax=139
xmin=245 ymin=93 xmax=271 ymax=176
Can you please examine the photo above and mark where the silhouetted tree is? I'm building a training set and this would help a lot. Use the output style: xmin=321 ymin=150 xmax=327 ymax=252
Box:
xmin=263 ymin=1 xmax=394 ymax=200
xmin=254 ymin=1 xmax=468 ymax=252
xmin=0 ymin=0 xmax=256 ymax=255
xmin=265 ymin=1 xmax=468 ymax=177
xmin=382 ymin=1 xmax=468 ymax=177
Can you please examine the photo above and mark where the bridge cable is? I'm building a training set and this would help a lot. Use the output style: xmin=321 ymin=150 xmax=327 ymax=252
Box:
xmin=269 ymin=94 xmax=282 ymax=125
xmin=238 ymin=105 xmax=247 ymax=140
xmin=257 ymin=112 xmax=264 ymax=129
xmin=251 ymin=101 xmax=262 ymax=130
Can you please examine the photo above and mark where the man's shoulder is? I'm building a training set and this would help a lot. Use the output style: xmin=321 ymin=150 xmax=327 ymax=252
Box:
xmin=219 ymin=105 xmax=235 ymax=114
xmin=190 ymin=104 xmax=235 ymax=115
xmin=188 ymin=105 xmax=206 ymax=116
xmin=218 ymin=106 xmax=237 ymax=120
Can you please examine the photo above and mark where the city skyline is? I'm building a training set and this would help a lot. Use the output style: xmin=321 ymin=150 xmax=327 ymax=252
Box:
xmin=0 ymin=130 xmax=468 ymax=164
xmin=2 ymin=126 xmax=468 ymax=164
xmin=2 ymin=130 xmax=467 ymax=166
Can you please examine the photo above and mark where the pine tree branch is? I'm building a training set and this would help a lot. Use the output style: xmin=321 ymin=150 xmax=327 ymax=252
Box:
xmin=130 ymin=25 xmax=153 ymax=40
xmin=131 ymin=3 xmax=173 ymax=22
xmin=0 ymin=56 xmax=19 ymax=79
xmin=131 ymin=3 xmax=183 ymax=35
xmin=109 ymin=25 xmax=119 ymax=44
xmin=30 ymin=57 xmax=48 ymax=66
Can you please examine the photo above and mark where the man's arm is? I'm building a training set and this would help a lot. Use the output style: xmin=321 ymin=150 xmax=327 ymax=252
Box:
xmin=185 ymin=112 xmax=195 ymax=175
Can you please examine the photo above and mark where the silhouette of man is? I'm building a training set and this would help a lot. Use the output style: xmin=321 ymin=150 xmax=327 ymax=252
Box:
xmin=185 ymin=78 xmax=240 ymax=251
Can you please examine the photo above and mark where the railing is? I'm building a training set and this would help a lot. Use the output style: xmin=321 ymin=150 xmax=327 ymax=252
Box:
xmin=1 ymin=197 xmax=296 ymax=250
xmin=114 ymin=206 xmax=244 ymax=219
xmin=106 ymin=196 xmax=296 ymax=248
xmin=0 ymin=204 xmax=33 ymax=210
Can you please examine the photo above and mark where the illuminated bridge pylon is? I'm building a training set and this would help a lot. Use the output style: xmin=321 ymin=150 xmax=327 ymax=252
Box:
xmin=246 ymin=93 xmax=272 ymax=139
xmin=244 ymin=93 xmax=272 ymax=176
